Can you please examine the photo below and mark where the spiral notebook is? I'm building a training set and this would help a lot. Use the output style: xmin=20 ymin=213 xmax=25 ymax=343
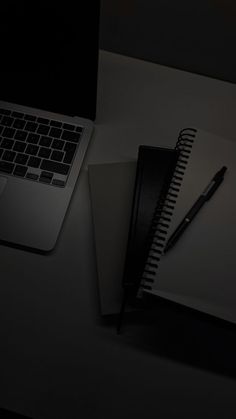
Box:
xmin=122 ymin=145 xmax=178 ymax=296
xmin=141 ymin=128 xmax=236 ymax=324
xmin=88 ymin=149 xmax=177 ymax=315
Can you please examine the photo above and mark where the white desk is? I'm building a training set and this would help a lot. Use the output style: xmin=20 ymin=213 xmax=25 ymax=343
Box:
xmin=1 ymin=50 xmax=236 ymax=419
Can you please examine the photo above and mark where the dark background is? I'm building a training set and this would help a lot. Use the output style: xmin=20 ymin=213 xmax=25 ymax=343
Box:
xmin=100 ymin=0 xmax=236 ymax=82
xmin=2 ymin=2 xmax=236 ymax=418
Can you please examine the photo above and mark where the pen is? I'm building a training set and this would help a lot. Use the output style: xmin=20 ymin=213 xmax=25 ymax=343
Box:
xmin=164 ymin=166 xmax=227 ymax=253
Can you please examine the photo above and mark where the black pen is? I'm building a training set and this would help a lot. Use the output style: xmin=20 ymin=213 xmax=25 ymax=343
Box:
xmin=164 ymin=166 xmax=227 ymax=253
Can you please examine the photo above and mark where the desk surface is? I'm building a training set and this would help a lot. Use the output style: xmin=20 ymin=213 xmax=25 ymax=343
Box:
xmin=1 ymin=51 xmax=236 ymax=419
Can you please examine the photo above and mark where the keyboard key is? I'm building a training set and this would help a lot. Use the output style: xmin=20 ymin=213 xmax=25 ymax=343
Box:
xmin=52 ymin=179 xmax=65 ymax=187
xmin=1 ymin=138 xmax=14 ymax=149
xmin=13 ymin=119 xmax=26 ymax=129
xmin=39 ymin=136 xmax=52 ymax=147
xmin=50 ymin=120 xmax=62 ymax=128
xmin=15 ymin=153 xmax=28 ymax=165
xmin=76 ymin=126 xmax=83 ymax=133
xmin=0 ymin=149 xmax=3 ymax=158
xmin=28 ymin=156 xmax=41 ymax=168
xmin=12 ymin=111 xmax=24 ymax=118
xmin=1 ymin=116 xmax=14 ymax=126
xmin=25 ymin=144 xmax=39 ymax=155
xmin=37 ymin=124 xmax=50 ymax=135
xmin=64 ymin=151 xmax=75 ymax=165
xmin=40 ymin=171 xmax=53 ymax=182
xmin=0 ymin=126 xmax=4 ymax=135
xmin=37 ymin=117 xmax=49 ymax=125
xmin=40 ymin=176 xmax=52 ymax=184
xmin=2 ymin=150 xmax=16 ymax=162
xmin=38 ymin=147 xmax=51 ymax=159
xmin=27 ymin=133 xmax=40 ymax=144
xmin=13 ymin=141 xmax=27 ymax=152
xmin=15 ymin=130 xmax=27 ymax=141
xmin=0 ymin=109 xmax=11 ymax=115
xmin=63 ymin=142 xmax=77 ymax=164
xmin=49 ymin=127 xmax=62 ymax=138
xmin=0 ymin=161 xmax=14 ymax=173
xmin=64 ymin=142 xmax=76 ymax=153
xmin=63 ymin=123 xmax=75 ymax=131
xmin=41 ymin=159 xmax=70 ymax=175
xmin=52 ymin=139 xmax=64 ymax=150
xmin=51 ymin=150 xmax=64 ymax=162
xmin=14 ymin=165 xmax=27 ymax=177
xmin=24 ymin=114 xmax=36 ymax=121
xmin=2 ymin=127 xmax=15 ymax=138
xmin=25 ymin=122 xmax=37 ymax=132
xmin=62 ymin=130 xmax=80 ymax=142
xmin=41 ymin=171 xmax=53 ymax=179
xmin=26 ymin=173 xmax=38 ymax=180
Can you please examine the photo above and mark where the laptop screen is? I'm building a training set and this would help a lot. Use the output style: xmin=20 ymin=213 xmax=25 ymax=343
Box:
xmin=0 ymin=2 xmax=100 ymax=120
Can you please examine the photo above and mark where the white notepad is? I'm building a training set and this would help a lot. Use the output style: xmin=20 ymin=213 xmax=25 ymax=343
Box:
xmin=144 ymin=129 xmax=236 ymax=324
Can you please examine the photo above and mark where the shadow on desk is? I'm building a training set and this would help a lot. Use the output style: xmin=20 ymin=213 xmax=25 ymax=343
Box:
xmin=101 ymin=296 xmax=236 ymax=380
xmin=0 ymin=408 xmax=31 ymax=418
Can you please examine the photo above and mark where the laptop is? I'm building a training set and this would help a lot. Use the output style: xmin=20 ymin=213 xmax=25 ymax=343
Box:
xmin=0 ymin=2 xmax=100 ymax=252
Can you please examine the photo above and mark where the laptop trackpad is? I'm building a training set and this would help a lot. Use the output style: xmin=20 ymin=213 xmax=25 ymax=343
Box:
xmin=0 ymin=177 xmax=7 ymax=196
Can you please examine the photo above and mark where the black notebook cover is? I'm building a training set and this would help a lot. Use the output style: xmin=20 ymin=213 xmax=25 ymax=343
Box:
xmin=122 ymin=145 xmax=179 ymax=296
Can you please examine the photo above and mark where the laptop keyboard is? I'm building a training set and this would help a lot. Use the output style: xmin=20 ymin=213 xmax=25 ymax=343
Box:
xmin=0 ymin=108 xmax=84 ymax=187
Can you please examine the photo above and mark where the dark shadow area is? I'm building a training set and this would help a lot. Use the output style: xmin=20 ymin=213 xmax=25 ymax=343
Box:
xmin=101 ymin=295 xmax=236 ymax=379
xmin=0 ymin=408 xmax=31 ymax=418
xmin=100 ymin=0 xmax=236 ymax=83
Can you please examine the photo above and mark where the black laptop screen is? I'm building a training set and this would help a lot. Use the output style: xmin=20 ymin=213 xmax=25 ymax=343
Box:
xmin=0 ymin=2 xmax=100 ymax=120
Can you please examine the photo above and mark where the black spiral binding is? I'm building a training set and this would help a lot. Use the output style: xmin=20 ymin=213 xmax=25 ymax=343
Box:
xmin=140 ymin=128 xmax=197 ymax=291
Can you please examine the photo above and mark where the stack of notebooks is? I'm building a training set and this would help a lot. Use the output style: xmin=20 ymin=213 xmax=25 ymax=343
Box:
xmin=89 ymin=128 xmax=236 ymax=326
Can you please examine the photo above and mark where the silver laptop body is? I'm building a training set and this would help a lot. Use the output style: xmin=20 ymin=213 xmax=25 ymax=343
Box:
xmin=0 ymin=3 xmax=99 ymax=252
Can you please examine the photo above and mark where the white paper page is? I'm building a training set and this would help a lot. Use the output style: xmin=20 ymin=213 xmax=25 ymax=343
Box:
xmin=148 ymin=130 xmax=236 ymax=323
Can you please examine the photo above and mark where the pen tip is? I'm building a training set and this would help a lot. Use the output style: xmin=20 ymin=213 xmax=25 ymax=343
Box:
xmin=221 ymin=166 xmax=227 ymax=175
